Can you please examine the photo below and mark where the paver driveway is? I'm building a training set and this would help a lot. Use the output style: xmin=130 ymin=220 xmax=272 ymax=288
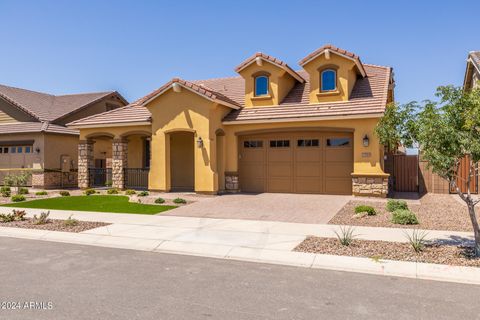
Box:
xmin=163 ymin=193 xmax=352 ymax=224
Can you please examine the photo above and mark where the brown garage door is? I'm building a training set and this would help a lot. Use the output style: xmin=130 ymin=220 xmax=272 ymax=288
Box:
xmin=239 ymin=131 xmax=353 ymax=194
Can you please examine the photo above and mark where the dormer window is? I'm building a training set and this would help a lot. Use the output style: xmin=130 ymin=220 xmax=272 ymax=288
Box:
xmin=254 ymin=75 xmax=269 ymax=96
xmin=320 ymin=69 xmax=337 ymax=91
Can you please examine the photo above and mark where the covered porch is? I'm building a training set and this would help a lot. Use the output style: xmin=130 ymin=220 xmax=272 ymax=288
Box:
xmin=77 ymin=127 xmax=152 ymax=190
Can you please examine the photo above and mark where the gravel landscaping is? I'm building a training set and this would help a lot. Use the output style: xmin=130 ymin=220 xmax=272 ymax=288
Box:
xmin=0 ymin=218 xmax=109 ymax=233
xmin=295 ymin=236 xmax=480 ymax=267
xmin=329 ymin=194 xmax=478 ymax=232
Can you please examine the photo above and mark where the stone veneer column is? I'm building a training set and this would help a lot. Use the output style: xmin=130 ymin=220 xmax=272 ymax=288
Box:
xmin=352 ymin=175 xmax=389 ymax=198
xmin=78 ymin=140 xmax=94 ymax=189
xmin=112 ymin=139 xmax=128 ymax=189
xmin=224 ymin=172 xmax=240 ymax=193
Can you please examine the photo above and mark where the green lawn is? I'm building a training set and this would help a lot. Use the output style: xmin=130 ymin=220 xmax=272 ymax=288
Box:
xmin=2 ymin=195 xmax=176 ymax=214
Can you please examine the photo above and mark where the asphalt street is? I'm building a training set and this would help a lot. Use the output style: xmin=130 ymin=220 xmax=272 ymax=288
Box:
xmin=0 ymin=237 xmax=479 ymax=320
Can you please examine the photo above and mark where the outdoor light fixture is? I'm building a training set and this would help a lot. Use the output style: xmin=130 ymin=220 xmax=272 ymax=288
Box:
xmin=196 ymin=137 xmax=203 ymax=148
xmin=35 ymin=147 xmax=41 ymax=153
xmin=363 ymin=134 xmax=370 ymax=147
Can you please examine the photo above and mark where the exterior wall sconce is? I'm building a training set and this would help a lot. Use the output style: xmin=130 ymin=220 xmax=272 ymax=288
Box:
xmin=35 ymin=147 xmax=41 ymax=153
xmin=196 ymin=137 xmax=203 ymax=148
xmin=363 ymin=134 xmax=370 ymax=147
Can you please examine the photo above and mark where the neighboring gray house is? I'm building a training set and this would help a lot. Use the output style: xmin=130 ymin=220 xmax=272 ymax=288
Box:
xmin=0 ymin=84 xmax=128 ymax=188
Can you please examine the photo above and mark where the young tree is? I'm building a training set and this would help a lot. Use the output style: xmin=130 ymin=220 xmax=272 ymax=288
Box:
xmin=374 ymin=102 xmax=418 ymax=152
xmin=4 ymin=171 xmax=31 ymax=194
xmin=416 ymin=86 xmax=480 ymax=256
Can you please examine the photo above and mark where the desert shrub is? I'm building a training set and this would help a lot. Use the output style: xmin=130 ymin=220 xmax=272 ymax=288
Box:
xmin=405 ymin=229 xmax=429 ymax=253
xmin=354 ymin=205 xmax=376 ymax=216
xmin=0 ymin=213 xmax=15 ymax=222
xmin=32 ymin=211 xmax=50 ymax=225
xmin=12 ymin=209 xmax=26 ymax=221
xmin=125 ymin=189 xmax=136 ymax=195
xmin=0 ymin=186 xmax=11 ymax=197
xmin=107 ymin=188 xmax=119 ymax=195
xmin=64 ymin=215 xmax=79 ymax=227
xmin=18 ymin=187 xmax=29 ymax=195
xmin=84 ymin=188 xmax=96 ymax=196
xmin=138 ymin=191 xmax=149 ymax=197
xmin=334 ymin=226 xmax=357 ymax=246
xmin=11 ymin=194 xmax=25 ymax=202
xmin=391 ymin=209 xmax=419 ymax=225
xmin=386 ymin=199 xmax=408 ymax=212
xmin=35 ymin=191 xmax=48 ymax=196
xmin=59 ymin=191 xmax=70 ymax=197
xmin=105 ymin=181 xmax=112 ymax=187
xmin=173 ymin=198 xmax=187 ymax=204
xmin=154 ymin=197 xmax=165 ymax=204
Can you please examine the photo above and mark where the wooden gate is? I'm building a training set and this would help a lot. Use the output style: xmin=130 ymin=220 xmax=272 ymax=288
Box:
xmin=451 ymin=156 xmax=478 ymax=194
xmin=387 ymin=154 xmax=419 ymax=192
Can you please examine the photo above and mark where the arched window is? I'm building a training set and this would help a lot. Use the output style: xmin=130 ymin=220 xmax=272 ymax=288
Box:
xmin=254 ymin=76 xmax=269 ymax=96
xmin=321 ymin=69 xmax=336 ymax=91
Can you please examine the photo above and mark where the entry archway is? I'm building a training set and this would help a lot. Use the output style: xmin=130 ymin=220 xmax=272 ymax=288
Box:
xmin=169 ymin=131 xmax=195 ymax=191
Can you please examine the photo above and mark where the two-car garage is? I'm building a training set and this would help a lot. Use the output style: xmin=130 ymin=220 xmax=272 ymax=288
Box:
xmin=238 ymin=131 xmax=353 ymax=195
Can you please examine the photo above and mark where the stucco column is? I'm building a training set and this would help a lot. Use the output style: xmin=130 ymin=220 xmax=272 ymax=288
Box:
xmin=112 ymin=139 xmax=128 ymax=189
xmin=78 ymin=140 xmax=94 ymax=189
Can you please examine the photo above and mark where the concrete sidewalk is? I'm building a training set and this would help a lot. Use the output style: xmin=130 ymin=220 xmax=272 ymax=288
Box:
xmin=0 ymin=207 xmax=478 ymax=285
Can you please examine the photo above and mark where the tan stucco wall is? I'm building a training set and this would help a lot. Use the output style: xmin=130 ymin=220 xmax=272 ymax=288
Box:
xmin=302 ymin=54 xmax=357 ymax=103
xmin=146 ymin=87 xmax=230 ymax=193
xmin=239 ymin=61 xmax=297 ymax=107
xmin=43 ymin=133 xmax=79 ymax=170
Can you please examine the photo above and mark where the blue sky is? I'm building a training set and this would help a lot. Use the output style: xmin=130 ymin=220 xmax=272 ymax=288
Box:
xmin=0 ymin=0 xmax=477 ymax=104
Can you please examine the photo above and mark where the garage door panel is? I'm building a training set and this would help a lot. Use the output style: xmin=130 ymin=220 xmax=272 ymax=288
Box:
xmin=241 ymin=164 xmax=264 ymax=178
xmin=241 ymin=150 xmax=264 ymax=162
xmin=296 ymin=163 xmax=321 ymax=177
xmin=325 ymin=178 xmax=352 ymax=195
xmin=268 ymin=150 xmax=291 ymax=162
xmin=325 ymin=163 xmax=353 ymax=177
xmin=295 ymin=149 xmax=321 ymax=162
xmin=268 ymin=164 xmax=292 ymax=177
xmin=295 ymin=178 xmax=321 ymax=193
xmin=268 ymin=178 xmax=292 ymax=193
xmin=325 ymin=148 xmax=352 ymax=162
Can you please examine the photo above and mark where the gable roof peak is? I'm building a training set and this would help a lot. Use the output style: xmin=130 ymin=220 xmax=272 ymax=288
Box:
xmin=235 ymin=52 xmax=305 ymax=83
xmin=298 ymin=44 xmax=366 ymax=77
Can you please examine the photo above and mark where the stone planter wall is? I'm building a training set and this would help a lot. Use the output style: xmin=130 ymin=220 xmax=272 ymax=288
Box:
xmin=32 ymin=171 xmax=78 ymax=189
xmin=352 ymin=176 xmax=388 ymax=198
xmin=225 ymin=172 xmax=239 ymax=193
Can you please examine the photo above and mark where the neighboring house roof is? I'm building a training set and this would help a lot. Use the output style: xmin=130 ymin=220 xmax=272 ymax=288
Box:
xmin=135 ymin=78 xmax=241 ymax=110
xmin=235 ymin=52 xmax=305 ymax=83
xmin=298 ymin=44 xmax=367 ymax=77
xmin=0 ymin=84 xmax=128 ymax=122
xmin=0 ymin=122 xmax=78 ymax=135
xmin=464 ymin=51 xmax=480 ymax=89
xmin=68 ymin=104 xmax=151 ymax=128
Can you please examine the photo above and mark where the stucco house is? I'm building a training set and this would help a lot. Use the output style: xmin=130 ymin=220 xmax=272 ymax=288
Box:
xmin=464 ymin=51 xmax=480 ymax=90
xmin=0 ymin=84 xmax=127 ymax=188
xmin=68 ymin=45 xmax=394 ymax=197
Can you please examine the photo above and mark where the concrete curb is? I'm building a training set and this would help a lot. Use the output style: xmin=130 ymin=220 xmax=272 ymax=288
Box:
xmin=1 ymin=227 xmax=479 ymax=285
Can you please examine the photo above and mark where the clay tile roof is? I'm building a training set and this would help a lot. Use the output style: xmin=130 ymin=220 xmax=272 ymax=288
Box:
xmin=223 ymin=64 xmax=392 ymax=123
xmin=298 ymin=44 xmax=366 ymax=77
xmin=67 ymin=104 xmax=151 ymax=127
xmin=235 ymin=52 xmax=305 ymax=83
xmin=0 ymin=84 xmax=128 ymax=122
xmin=136 ymin=78 xmax=242 ymax=109
xmin=0 ymin=122 xmax=79 ymax=135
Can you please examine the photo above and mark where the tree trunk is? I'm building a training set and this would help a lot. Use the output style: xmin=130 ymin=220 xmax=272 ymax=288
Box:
xmin=466 ymin=201 xmax=480 ymax=257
